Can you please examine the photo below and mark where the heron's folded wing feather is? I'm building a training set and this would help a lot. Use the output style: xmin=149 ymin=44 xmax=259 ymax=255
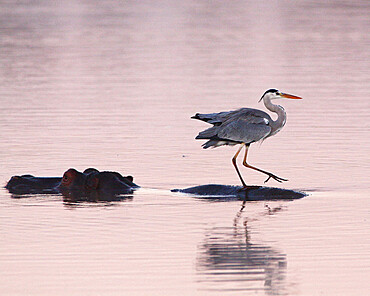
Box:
xmin=217 ymin=118 xmax=271 ymax=143
xmin=195 ymin=126 xmax=220 ymax=139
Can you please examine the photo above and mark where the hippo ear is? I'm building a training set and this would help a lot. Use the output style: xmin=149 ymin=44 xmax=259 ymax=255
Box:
xmin=87 ymin=176 xmax=99 ymax=189
xmin=83 ymin=168 xmax=99 ymax=175
xmin=124 ymin=176 xmax=134 ymax=182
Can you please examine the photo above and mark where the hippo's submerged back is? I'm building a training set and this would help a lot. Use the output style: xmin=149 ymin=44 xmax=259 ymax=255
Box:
xmin=172 ymin=184 xmax=307 ymax=201
xmin=5 ymin=175 xmax=61 ymax=194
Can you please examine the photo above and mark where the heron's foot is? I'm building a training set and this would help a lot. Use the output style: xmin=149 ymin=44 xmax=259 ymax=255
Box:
xmin=238 ymin=186 xmax=249 ymax=192
xmin=264 ymin=173 xmax=288 ymax=183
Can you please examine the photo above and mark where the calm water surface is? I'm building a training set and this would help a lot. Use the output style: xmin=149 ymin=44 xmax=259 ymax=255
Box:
xmin=0 ymin=1 xmax=369 ymax=295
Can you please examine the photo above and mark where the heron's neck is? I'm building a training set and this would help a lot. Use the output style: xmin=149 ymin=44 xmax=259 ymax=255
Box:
xmin=264 ymin=98 xmax=286 ymax=135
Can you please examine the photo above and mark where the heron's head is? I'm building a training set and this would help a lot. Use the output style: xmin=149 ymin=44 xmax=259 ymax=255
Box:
xmin=259 ymin=89 xmax=302 ymax=102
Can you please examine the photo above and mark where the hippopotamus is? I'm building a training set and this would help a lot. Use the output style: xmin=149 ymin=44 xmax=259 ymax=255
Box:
xmin=171 ymin=184 xmax=306 ymax=201
xmin=5 ymin=171 xmax=307 ymax=202
xmin=5 ymin=168 xmax=139 ymax=200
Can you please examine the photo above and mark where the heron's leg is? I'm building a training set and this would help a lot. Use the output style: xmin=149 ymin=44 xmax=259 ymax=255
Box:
xmin=232 ymin=143 xmax=248 ymax=188
xmin=242 ymin=145 xmax=288 ymax=183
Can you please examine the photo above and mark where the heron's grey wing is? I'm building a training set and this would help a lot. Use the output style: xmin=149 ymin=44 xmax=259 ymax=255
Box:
xmin=195 ymin=125 xmax=219 ymax=139
xmin=235 ymin=108 xmax=273 ymax=122
xmin=194 ymin=110 xmax=238 ymax=140
xmin=217 ymin=117 xmax=271 ymax=144
xmin=194 ymin=108 xmax=273 ymax=143
xmin=192 ymin=111 xmax=234 ymax=125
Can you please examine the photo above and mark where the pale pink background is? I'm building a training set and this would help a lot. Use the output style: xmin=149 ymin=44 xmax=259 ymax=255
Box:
xmin=0 ymin=1 xmax=369 ymax=295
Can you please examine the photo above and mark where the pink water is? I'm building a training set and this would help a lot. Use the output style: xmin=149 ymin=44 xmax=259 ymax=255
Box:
xmin=0 ymin=1 xmax=369 ymax=295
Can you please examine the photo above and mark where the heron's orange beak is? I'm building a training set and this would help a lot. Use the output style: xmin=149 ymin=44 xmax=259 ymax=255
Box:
xmin=281 ymin=93 xmax=302 ymax=99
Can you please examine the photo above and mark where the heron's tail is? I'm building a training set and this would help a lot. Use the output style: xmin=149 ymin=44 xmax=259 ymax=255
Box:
xmin=201 ymin=140 xmax=218 ymax=149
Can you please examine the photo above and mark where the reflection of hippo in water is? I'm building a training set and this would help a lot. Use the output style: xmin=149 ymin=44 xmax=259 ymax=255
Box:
xmin=172 ymin=184 xmax=306 ymax=201
xmin=5 ymin=168 xmax=139 ymax=200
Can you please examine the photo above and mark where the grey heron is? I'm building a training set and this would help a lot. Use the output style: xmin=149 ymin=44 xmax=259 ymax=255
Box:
xmin=192 ymin=89 xmax=302 ymax=187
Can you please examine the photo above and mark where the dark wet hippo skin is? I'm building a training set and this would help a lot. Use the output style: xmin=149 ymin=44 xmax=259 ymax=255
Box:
xmin=82 ymin=168 xmax=139 ymax=188
xmin=85 ymin=171 xmax=135 ymax=197
xmin=57 ymin=168 xmax=90 ymax=198
xmin=58 ymin=168 xmax=139 ymax=200
xmin=57 ymin=169 xmax=137 ymax=202
xmin=5 ymin=175 xmax=61 ymax=194
xmin=5 ymin=168 xmax=139 ymax=200
xmin=171 ymin=184 xmax=306 ymax=201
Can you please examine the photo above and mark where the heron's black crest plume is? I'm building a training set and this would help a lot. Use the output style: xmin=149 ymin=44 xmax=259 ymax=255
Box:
xmin=263 ymin=89 xmax=279 ymax=95
xmin=259 ymin=89 xmax=279 ymax=102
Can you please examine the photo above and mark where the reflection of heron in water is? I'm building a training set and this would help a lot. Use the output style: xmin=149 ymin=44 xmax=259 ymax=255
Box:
xmin=192 ymin=89 xmax=302 ymax=187
xmin=197 ymin=215 xmax=288 ymax=295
